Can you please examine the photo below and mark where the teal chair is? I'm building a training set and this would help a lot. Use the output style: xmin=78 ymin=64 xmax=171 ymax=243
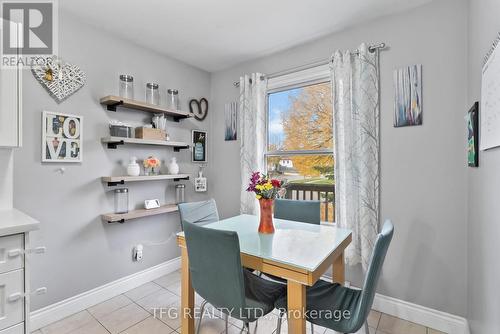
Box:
xmin=275 ymin=220 xmax=394 ymax=334
xmin=274 ymin=199 xmax=321 ymax=225
xmin=265 ymin=199 xmax=321 ymax=285
xmin=183 ymin=221 xmax=286 ymax=333
xmin=270 ymin=199 xmax=322 ymax=333
xmin=178 ymin=199 xmax=219 ymax=230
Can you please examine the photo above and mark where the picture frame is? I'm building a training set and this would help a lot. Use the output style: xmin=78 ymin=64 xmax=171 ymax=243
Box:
xmin=467 ymin=102 xmax=479 ymax=167
xmin=224 ymin=102 xmax=238 ymax=141
xmin=42 ymin=111 xmax=83 ymax=162
xmin=394 ymin=64 xmax=423 ymax=127
xmin=192 ymin=130 xmax=207 ymax=163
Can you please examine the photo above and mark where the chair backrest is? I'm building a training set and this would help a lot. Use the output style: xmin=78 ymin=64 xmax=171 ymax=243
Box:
xmin=178 ymin=199 xmax=219 ymax=230
xmin=353 ymin=220 xmax=394 ymax=330
xmin=183 ymin=221 xmax=247 ymax=312
xmin=274 ymin=199 xmax=321 ymax=225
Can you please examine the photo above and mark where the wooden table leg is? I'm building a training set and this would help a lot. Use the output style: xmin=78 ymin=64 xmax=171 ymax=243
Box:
xmin=181 ymin=247 xmax=195 ymax=334
xmin=332 ymin=250 xmax=345 ymax=285
xmin=287 ymin=280 xmax=306 ymax=334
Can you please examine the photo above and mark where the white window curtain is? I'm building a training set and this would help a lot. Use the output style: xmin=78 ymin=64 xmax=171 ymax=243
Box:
xmin=239 ymin=73 xmax=268 ymax=215
xmin=331 ymin=43 xmax=380 ymax=269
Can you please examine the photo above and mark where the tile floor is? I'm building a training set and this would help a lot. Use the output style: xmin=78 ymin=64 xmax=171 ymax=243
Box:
xmin=34 ymin=270 xmax=447 ymax=334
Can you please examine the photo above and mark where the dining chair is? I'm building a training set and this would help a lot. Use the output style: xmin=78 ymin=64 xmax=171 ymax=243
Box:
xmin=275 ymin=220 xmax=394 ymax=334
xmin=183 ymin=221 xmax=286 ymax=333
xmin=265 ymin=199 xmax=321 ymax=286
xmin=268 ymin=199 xmax=322 ymax=333
xmin=178 ymin=199 xmax=219 ymax=230
xmin=274 ymin=198 xmax=321 ymax=225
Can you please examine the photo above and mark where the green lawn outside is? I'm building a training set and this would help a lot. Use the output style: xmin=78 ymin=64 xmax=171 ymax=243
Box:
xmin=288 ymin=177 xmax=334 ymax=185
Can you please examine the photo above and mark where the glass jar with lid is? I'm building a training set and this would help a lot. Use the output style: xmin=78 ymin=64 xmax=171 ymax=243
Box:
xmin=119 ymin=75 xmax=134 ymax=99
xmin=114 ymin=188 xmax=129 ymax=214
xmin=146 ymin=83 xmax=160 ymax=105
xmin=175 ymin=184 xmax=185 ymax=204
xmin=167 ymin=89 xmax=179 ymax=110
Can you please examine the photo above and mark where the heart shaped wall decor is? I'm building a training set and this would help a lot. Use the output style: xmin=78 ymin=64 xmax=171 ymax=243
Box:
xmin=32 ymin=58 xmax=86 ymax=103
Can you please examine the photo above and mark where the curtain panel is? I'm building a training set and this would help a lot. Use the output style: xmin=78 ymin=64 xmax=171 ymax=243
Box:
xmin=331 ymin=43 xmax=380 ymax=269
xmin=239 ymin=73 xmax=268 ymax=215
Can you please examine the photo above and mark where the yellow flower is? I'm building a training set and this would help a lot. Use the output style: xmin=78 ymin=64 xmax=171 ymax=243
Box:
xmin=256 ymin=195 xmax=262 ymax=200
xmin=255 ymin=184 xmax=263 ymax=191
xmin=264 ymin=182 xmax=273 ymax=190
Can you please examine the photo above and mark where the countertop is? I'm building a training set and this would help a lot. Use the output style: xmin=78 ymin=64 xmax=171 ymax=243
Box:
xmin=0 ymin=208 xmax=39 ymax=236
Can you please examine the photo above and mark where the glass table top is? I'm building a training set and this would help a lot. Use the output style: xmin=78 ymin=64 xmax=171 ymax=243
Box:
xmin=178 ymin=214 xmax=352 ymax=272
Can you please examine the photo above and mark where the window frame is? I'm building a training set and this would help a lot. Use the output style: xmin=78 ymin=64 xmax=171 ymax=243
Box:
xmin=265 ymin=65 xmax=334 ymax=165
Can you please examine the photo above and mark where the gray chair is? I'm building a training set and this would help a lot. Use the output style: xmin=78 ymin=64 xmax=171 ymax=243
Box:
xmin=264 ymin=199 xmax=321 ymax=283
xmin=178 ymin=199 xmax=219 ymax=230
xmin=275 ymin=220 xmax=394 ymax=334
xmin=269 ymin=199 xmax=322 ymax=333
xmin=274 ymin=198 xmax=321 ymax=225
xmin=183 ymin=221 xmax=286 ymax=333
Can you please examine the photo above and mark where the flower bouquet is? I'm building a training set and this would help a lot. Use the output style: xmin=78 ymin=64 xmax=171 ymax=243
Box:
xmin=246 ymin=172 xmax=286 ymax=234
xmin=143 ymin=156 xmax=161 ymax=175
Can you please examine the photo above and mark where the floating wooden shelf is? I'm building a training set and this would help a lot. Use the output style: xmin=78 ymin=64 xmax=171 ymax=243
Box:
xmin=101 ymin=136 xmax=190 ymax=151
xmin=100 ymin=95 xmax=192 ymax=121
xmin=102 ymin=204 xmax=178 ymax=223
xmin=102 ymin=174 xmax=190 ymax=186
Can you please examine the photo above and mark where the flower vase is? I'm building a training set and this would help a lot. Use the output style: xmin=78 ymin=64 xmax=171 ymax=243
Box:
xmin=258 ymin=199 xmax=274 ymax=234
xmin=145 ymin=166 xmax=160 ymax=176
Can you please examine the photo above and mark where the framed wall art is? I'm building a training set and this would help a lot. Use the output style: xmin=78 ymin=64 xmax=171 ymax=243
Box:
xmin=394 ymin=64 xmax=423 ymax=127
xmin=224 ymin=102 xmax=238 ymax=141
xmin=467 ymin=102 xmax=479 ymax=167
xmin=192 ymin=130 xmax=207 ymax=163
xmin=42 ymin=111 xmax=83 ymax=162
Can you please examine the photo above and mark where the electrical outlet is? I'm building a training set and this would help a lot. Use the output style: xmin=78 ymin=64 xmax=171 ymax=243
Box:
xmin=133 ymin=244 xmax=143 ymax=261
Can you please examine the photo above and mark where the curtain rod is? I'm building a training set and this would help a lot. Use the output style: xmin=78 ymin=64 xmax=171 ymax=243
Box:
xmin=233 ymin=42 xmax=386 ymax=87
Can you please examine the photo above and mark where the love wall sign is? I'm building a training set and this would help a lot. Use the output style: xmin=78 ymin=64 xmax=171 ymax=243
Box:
xmin=42 ymin=111 xmax=83 ymax=162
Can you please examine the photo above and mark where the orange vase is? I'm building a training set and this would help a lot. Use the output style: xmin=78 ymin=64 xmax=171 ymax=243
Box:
xmin=258 ymin=198 xmax=275 ymax=234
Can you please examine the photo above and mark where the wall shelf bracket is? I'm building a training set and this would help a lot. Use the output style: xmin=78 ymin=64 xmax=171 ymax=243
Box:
xmin=107 ymin=180 xmax=125 ymax=187
xmin=174 ymin=145 xmax=189 ymax=152
xmin=174 ymin=176 xmax=189 ymax=181
xmin=107 ymin=140 xmax=125 ymax=149
xmin=106 ymin=100 xmax=124 ymax=111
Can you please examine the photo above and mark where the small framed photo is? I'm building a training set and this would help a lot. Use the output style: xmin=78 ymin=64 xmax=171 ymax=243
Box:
xmin=42 ymin=111 xmax=83 ymax=162
xmin=192 ymin=130 xmax=207 ymax=163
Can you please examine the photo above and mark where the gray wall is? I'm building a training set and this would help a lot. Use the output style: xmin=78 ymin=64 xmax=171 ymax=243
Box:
xmin=14 ymin=12 xmax=211 ymax=310
xmin=467 ymin=0 xmax=500 ymax=332
xmin=210 ymin=0 xmax=468 ymax=316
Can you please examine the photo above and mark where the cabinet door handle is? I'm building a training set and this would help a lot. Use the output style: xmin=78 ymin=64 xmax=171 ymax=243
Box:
xmin=7 ymin=249 xmax=23 ymax=258
xmin=7 ymin=292 xmax=23 ymax=302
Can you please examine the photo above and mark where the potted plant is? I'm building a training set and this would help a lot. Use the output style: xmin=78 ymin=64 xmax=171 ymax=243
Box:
xmin=246 ymin=172 xmax=286 ymax=234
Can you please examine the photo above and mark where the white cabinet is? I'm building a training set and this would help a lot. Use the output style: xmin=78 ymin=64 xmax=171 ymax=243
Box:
xmin=0 ymin=211 xmax=39 ymax=334
xmin=0 ymin=65 xmax=22 ymax=148
xmin=0 ymin=22 xmax=22 ymax=148
xmin=0 ymin=269 xmax=24 ymax=330
xmin=0 ymin=235 xmax=24 ymax=273
xmin=0 ymin=323 xmax=23 ymax=334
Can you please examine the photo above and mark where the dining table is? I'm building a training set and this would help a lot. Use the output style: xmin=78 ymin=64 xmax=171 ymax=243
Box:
xmin=176 ymin=214 xmax=352 ymax=334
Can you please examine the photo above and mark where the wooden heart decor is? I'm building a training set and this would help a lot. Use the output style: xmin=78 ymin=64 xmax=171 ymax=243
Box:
xmin=189 ymin=98 xmax=209 ymax=121
xmin=32 ymin=57 xmax=86 ymax=103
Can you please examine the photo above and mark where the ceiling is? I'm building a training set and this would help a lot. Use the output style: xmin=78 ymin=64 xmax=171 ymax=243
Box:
xmin=60 ymin=0 xmax=433 ymax=72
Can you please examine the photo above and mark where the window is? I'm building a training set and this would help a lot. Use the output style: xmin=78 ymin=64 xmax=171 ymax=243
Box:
xmin=266 ymin=79 xmax=334 ymax=222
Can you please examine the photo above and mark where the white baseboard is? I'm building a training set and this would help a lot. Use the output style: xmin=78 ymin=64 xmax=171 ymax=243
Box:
xmin=30 ymin=261 xmax=469 ymax=334
xmin=372 ymin=293 xmax=470 ymax=334
xmin=30 ymin=257 xmax=181 ymax=330
xmin=322 ymin=277 xmax=469 ymax=334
